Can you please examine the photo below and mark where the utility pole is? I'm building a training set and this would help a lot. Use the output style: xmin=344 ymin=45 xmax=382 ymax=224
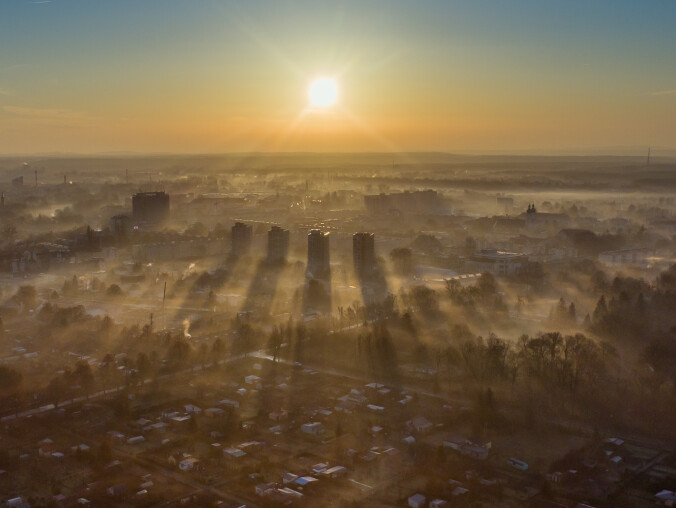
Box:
xmin=162 ymin=281 xmax=167 ymax=330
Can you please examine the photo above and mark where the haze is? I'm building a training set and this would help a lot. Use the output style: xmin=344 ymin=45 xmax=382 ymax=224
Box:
xmin=2 ymin=2 xmax=676 ymax=508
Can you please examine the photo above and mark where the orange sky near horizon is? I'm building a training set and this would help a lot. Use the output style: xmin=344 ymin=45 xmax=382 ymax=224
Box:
xmin=1 ymin=1 xmax=675 ymax=154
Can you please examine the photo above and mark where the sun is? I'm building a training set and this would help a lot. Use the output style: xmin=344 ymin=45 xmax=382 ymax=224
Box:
xmin=309 ymin=77 xmax=338 ymax=107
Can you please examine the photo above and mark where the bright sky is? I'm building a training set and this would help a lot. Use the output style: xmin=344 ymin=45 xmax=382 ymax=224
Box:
xmin=1 ymin=0 xmax=676 ymax=154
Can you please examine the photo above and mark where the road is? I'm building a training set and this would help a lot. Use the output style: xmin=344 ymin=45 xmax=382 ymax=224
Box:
xmin=7 ymin=345 xmax=674 ymax=455
xmin=5 ymin=335 xmax=674 ymax=469
xmin=0 ymin=354 xmax=249 ymax=422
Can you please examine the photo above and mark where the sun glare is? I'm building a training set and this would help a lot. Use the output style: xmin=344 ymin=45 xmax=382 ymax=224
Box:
xmin=309 ymin=78 xmax=338 ymax=107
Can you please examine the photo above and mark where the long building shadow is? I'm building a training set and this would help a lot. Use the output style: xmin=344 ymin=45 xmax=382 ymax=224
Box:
xmin=353 ymin=261 xmax=404 ymax=387
xmin=167 ymin=254 xmax=245 ymax=325
xmin=301 ymin=270 xmax=333 ymax=316
xmin=239 ymin=259 xmax=288 ymax=319
xmin=357 ymin=261 xmax=392 ymax=321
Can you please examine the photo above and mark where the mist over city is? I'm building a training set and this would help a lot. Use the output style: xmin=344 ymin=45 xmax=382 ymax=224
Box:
xmin=1 ymin=2 xmax=676 ymax=508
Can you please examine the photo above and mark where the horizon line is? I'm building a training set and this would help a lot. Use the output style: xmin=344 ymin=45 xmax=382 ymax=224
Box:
xmin=1 ymin=147 xmax=675 ymax=159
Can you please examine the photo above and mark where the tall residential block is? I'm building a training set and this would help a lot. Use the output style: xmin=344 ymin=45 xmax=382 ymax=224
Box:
xmin=307 ymin=229 xmax=330 ymax=278
xmin=353 ymin=232 xmax=375 ymax=276
xmin=231 ymin=222 xmax=253 ymax=256
xmin=132 ymin=191 xmax=170 ymax=223
xmin=267 ymin=226 xmax=290 ymax=263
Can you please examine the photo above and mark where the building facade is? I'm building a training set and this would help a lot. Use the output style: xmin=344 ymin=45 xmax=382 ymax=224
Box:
xmin=468 ymin=248 xmax=527 ymax=275
xmin=307 ymin=229 xmax=330 ymax=278
xmin=598 ymin=248 xmax=652 ymax=267
xmin=353 ymin=232 xmax=375 ymax=276
xmin=132 ymin=192 xmax=170 ymax=223
xmin=231 ymin=222 xmax=253 ymax=256
xmin=267 ymin=226 xmax=290 ymax=263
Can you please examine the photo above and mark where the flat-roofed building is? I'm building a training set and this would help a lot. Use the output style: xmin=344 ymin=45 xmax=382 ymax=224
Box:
xmin=231 ymin=222 xmax=253 ymax=256
xmin=267 ymin=226 xmax=290 ymax=263
xmin=598 ymin=248 xmax=652 ymax=267
xmin=307 ymin=229 xmax=330 ymax=278
xmin=132 ymin=192 xmax=170 ymax=223
xmin=468 ymin=248 xmax=527 ymax=275
xmin=353 ymin=232 xmax=375 ymax=276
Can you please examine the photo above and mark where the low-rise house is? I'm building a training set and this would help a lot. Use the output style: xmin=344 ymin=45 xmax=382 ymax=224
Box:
xmin=365 ymin=382 xmax=386 ymax=391
xmin=294 ymin=476 xmax=319 ymax=488
xmin=507 ymin=457 xmax=528 ymax=471
xmin=38 ymin=438 xmax=55 ymax=456
xmin=178 ymin=457 xmax=200 ymax=472
xmin=218 ymin=399 xmax=239 ymax=409
xmin=255 ymin=482 xmax=276 ymax=496
xmin=656 ymin=490 xmax=676 ymax=504
xmin=7 ymin=497 xmax=30 ymax=508
xmin=316 ymin=408 xmax=333 ymax=419
xmin=408 ymin=493 xmax=426 ymax=508
xmin=278 ymin=487 xmax=303 ymax=499
xmin=312 ymin=463 xmax=329 ymax=474
xmin=451 ymin=486 xmax=469 ymax=496
xmin=266 ymin=489 xmax=295 ymax=505
xmin=169 ymin=415 xmax=191 ymax=425
xmin=338 ymin=391 xmax=368 ymax=406
xmin=107 ymin=484 xmax=127 ymax=497
xmin=204 ymin=407 xmax=224 ymax=418
xmin=283 ymin=472 xmax=299 ymax=485
xmin=334 ymin=400 xmax=356 ymax=413
xmin=301 ymin=422 xmax=325 ymax=436
xmin=444 ymin=436 xmax=490 ymax=460
xmin=149 ymin=422 xmax=169 ymax=432
xmin=238 ymin=441 xmax=264 ymax=453
xmin=223 ymin=447 xmax=247 ymax=459
xmin=407 ymin=416 xmax=433 ymax=434
xmin=399 ymin=395 xmax=413 ymax=405
xmin=323 ymin=465 xmax=347 ymax=478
